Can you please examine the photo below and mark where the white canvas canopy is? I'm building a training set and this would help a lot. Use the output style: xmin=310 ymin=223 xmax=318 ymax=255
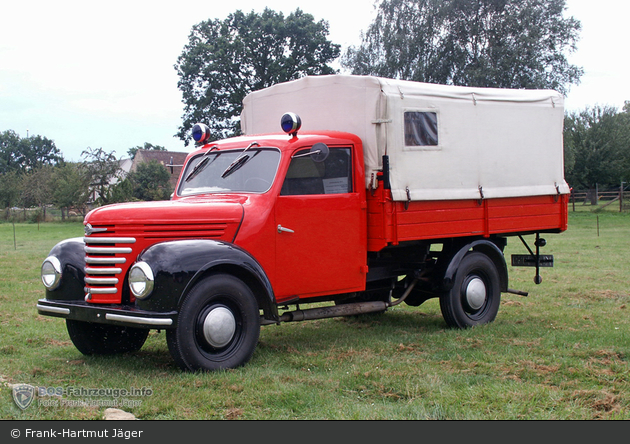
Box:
xmin=241 ymin=75 xmax=570 ymax=201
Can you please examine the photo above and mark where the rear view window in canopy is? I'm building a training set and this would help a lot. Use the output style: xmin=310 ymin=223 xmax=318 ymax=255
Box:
xmin=404 ymin=111 xmax=438 ymax=147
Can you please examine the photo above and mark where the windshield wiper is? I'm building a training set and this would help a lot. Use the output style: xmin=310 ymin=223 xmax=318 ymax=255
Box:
xmin=185 ymin=145 xmax=218 ymax=182
xmin=221 ymin=142 xmax=259 ymax=179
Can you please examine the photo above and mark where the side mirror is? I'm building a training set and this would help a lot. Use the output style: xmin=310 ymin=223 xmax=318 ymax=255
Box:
xmin=310 ymin=143 xmax=329 ymax=162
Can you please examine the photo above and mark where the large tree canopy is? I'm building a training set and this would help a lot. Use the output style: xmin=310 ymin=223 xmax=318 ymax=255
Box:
xmin=175 ymin=8 xmax=340 ymax=145
xmin=564 ymin=103 xmax=630 ymax=189
xmin=342 ymin=0 xmax=583 ymax=94
xmin=0 ymin=130 xmax=63 ymax=174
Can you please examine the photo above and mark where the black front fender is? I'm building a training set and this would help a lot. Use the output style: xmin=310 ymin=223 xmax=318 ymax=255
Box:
xmin=43 ymin=237 xmax=86 ymax=301
xmin=135 ymin=239 xmax=278 ymax=322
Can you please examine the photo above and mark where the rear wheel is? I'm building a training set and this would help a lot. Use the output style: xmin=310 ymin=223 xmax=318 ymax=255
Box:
xmin=440 ymin=252 xmax=501 ymax=329
xmin=166 ymin=274 xmax=260 ymax=372
xmin=66 ymin=320 xmax=149 ymax=355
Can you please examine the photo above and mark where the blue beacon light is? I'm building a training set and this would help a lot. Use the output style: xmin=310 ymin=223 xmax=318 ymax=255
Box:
xmin=281 ymin=113 xmax=301 ymax=137
xmin=192 ymin=123 xmax=211 ymax=144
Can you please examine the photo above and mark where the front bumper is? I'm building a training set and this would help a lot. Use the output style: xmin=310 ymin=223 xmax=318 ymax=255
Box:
xmin=37 ymin=299 xmax=177 ymax=329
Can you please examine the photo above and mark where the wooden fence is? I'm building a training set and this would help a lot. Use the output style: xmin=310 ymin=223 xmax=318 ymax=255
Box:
xmin=570 ymin=188 xmax=630 ymax=212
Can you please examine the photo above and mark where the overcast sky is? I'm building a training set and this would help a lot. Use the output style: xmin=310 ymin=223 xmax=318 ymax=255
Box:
xmin=0 ymin=0 xmax=626 ymax=161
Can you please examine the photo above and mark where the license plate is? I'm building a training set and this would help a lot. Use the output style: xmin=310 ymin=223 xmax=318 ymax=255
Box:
xmin=511 ymin=254 xmax=554 ymax=267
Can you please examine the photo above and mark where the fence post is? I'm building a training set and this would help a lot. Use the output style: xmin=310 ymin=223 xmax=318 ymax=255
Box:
xmin=12 ymin=209 xmax=16 ymax=250
xmin=596 ymin=183 xmax=599 ymax=205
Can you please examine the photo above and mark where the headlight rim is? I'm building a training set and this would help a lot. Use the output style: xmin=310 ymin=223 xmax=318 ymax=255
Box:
xmin=41 ymin=256 xmax=62 ymax=290
xmin=128 ymin=261 xmax=154 ymax=300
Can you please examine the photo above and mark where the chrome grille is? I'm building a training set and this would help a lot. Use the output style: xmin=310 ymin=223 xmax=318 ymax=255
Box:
xmin=83 ymin=236 xmax=136 ymax=300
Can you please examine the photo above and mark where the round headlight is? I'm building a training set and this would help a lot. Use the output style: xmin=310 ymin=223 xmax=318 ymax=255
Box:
xmin=128 ymin=262 xmax=154 ymax=300
xmin=41 ymin=256 xmax=62 ymax=290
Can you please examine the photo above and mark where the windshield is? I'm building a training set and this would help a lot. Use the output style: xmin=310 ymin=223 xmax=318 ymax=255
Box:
xmin=178 ymin=147 xmax=281 ymax=196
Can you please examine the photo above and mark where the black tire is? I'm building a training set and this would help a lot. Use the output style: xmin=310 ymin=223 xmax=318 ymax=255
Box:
xmin=440 ymin=252 xmax=501 ymax=329
xmin=66 ymin=320 xmax=149 ymax=355
xmin=166 ymin=274 xmax=260 ymax=372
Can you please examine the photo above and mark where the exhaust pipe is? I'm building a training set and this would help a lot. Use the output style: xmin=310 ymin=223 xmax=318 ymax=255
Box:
xmin=279 ymin=301 xmax=389 ymax=322
xmin=269 ymin=278 xmax=420 ymax=324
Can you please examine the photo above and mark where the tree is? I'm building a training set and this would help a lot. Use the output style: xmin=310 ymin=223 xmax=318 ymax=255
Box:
xmin=175 ymin=8 xmax=340 ymax=144
xmin=0 ymin=130 xmax=21 ymax=174
xmin=51 ymin=163 xmax=90 ymax=219
xmin=0 ymin=130 xmax=63 ymax=174
xmin=20 ymin=165 xmax=54 ymax=219
xmin=126 ymin=160 xmax=172 ymax=201
xmin=1 ymin=129 xmax=62 ymax=220
xmin=0 ymin=170 xmax=22 ymax=219
xmin=342 ymin=0 xmax=583 ymax=94
xmin=1 ymin=131 xmax=62 ymax=173
xmin=107 ymin=177 xmax=136 ymax=204
xmin=81 ymin=147 xmax=122 ymax=206
xmin=564 ymin=105 xmax=630 ymax=190
xmin=18 ymin=134 xmax=64 ymax=172
xmin=127 ymin=142 xmax=166 ymax=160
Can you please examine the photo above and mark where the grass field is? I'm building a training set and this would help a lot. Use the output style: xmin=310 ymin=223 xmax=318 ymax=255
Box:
xmin=0 ymin=208 xmax=628 ymax=420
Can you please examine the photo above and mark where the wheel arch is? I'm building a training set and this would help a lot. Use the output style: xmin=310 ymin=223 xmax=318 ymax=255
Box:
xmin=135 ymin=239 xmax=278 ymax=322
xmin=443 ymin=239 xmax=508 ymax=293
xmin=182 ymin=261 xmax=279 ymax=322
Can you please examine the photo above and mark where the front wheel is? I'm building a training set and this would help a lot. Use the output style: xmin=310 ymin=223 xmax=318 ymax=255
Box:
xmin=440 ymin=252 xmax=501 ymax=329
xmin=166 ymin=274 xmax=260 ymax=372
xmin=66 ymin=320 xmax=149 ymax=355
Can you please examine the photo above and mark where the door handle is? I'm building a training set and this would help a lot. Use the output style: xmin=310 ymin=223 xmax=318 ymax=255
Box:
xmin=277 ymin=224 xmax=295 ymax=234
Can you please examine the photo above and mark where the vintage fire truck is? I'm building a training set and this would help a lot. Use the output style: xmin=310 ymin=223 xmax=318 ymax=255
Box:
xmin=38 ymin=75 xmax=569 ymax=372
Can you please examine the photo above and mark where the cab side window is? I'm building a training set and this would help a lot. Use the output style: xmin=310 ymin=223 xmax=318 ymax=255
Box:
xmin=281 ymin=148 xmax=352 ymax=196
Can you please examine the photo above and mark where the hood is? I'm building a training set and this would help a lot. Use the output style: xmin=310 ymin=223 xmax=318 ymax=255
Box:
xmin=85 ymin=198 xmax=244 ymax=228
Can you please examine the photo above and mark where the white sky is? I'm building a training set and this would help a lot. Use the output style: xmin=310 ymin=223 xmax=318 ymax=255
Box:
xmin=0 ymin=0 xmax=626 ymax=161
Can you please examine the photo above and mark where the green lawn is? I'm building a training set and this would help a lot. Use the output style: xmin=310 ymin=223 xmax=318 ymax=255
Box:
xmin=0 ymin=212 xmax=628 ymax=419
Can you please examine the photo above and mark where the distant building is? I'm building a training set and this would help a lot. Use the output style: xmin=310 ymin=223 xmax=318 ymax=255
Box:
xmin=119 ymin=158 xmax=133 ymax=178
xmin=131 ymin=149 xmax=189 ymax=190
xmin=88 ymin=157 xmax=134 ymax=205
xmin=87 ymin=150 xmax=189 ymax=206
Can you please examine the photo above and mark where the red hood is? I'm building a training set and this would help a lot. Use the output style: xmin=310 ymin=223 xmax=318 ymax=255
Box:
xmin=85 ymin=198 xmax=244 ymax=227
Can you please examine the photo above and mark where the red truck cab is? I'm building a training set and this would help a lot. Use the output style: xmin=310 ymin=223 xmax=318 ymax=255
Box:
xmin=172 ymin=130 xmax=369 ymax=303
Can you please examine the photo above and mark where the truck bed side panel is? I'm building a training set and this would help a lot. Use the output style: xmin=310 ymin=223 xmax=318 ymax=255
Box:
xmin=367 ymin=191 xmax=568 ymax=250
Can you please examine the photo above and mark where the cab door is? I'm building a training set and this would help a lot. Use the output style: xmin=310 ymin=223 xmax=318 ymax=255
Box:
xmin=274 ymin=146 xmax=367 ymax=302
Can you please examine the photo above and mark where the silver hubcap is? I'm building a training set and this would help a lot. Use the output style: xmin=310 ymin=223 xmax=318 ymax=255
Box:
xmin=465 ymin=277 xmax=486 ymax=310
xmin=203 ymin=307 xmax=236 ymax=348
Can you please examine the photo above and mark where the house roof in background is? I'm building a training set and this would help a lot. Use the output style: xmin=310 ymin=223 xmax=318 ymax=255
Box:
xmin=131 ymin=149 xmax=189 ymax=189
